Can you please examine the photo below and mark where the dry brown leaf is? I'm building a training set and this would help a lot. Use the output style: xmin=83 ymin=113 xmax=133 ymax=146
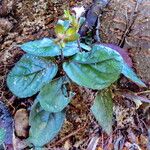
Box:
xmin=14 ymin=109 xmax=29 ymax=138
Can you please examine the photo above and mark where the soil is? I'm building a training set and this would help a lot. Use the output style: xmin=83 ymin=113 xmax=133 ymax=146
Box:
xmin=0 ymin=0 xmax=150 ymax=150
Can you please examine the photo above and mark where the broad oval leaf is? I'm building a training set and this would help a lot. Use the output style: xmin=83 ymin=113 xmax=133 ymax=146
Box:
xmin=7 ymin=54 xmax=58 ymax=98
xmin=21 ymin=38 xmax=79 ymax=57
xmin=91 ymin=89 xmax=113 ymax=135
xmin=122 ymin=63 xmax=146 ymax=87
xmin=28 ymin=101 xmax=65 ymax=147
xmin=63 ymin=45 xmax=123 ymax=90
xmin=63 ymin=41 xmax=80 ymax=56
xmin=73 ymin=44 xmax=123 ymax=64
xmin=37 ymin=77 xmax=74 ymax=112
xmin=20 ymin=38 xmax=60 ymax=57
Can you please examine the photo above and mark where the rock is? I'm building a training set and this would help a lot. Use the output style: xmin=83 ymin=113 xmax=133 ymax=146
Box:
xmin=101 ymin=0 xmax=150 ymax=48
xmin=14 ymin=109 xmax=29 ymax=138
xmin=100 ymin=0 xmax=150 ymax=83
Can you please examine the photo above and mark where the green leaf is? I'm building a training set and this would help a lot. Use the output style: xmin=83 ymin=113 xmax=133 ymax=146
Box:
xmin=20 ymin=38 xmax=60 ymax=57
xmin=66 ymin=28 xmax=76 ymax=36
xmin=55 ymin=24 xmax=65 ymax=34
xmin=73 ymin=44 xmax=123 ymax=64
xmin=63 ymin=45 xmax=123 ymax=90
xmin=79 ymin=17 xmax=86 ymax=26
xmin=68 ymin=34 xmax=80 ymax=42
xmin=7 ymin=54 xmax=58 ymax=98
xmin=37 ymin=77 xmax=74 ymax=112
xmin=57 ymin=20 xmax=70 ymax=30
xmin=64 ymin=10 xmax=72 ymax=21
xmin=63 ymin=41 xmax=80 ymax=56
xmin=80 ymin=43 xmax=91 ymax=51
xmin=91 ymin=89 xmax=113 ymax=135
xmin=0 ymin=128 xmax=6 ymax=145
xmin=20 ymin=38 xmax=79 ymax=57
xmin=122 ymin=63 xmax=146 ymax=87
xmin=28 ymin=101 xmax=65 ymax=147
xmin=64 ymin=33 xmax=79 ymax=43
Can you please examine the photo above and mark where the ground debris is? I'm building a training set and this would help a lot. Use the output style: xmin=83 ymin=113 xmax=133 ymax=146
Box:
xmin=14 ymin=109 xmax=29 ymax=138
xmin=0 ymin=0 xmax=149 ymax=149
xmin=0 ymin=100 xmax=13 ymax=149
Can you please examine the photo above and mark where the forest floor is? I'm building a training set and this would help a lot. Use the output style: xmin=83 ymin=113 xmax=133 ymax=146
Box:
xmin=0 ymin=0 xmax=150 ymax=149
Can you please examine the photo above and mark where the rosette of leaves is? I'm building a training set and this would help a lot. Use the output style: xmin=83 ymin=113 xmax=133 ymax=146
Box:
xmin=6 ymin=11 xmax=146 ymax=148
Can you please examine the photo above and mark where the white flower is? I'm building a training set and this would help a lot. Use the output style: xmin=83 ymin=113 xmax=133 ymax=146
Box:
xmin=72 ymin=6 xmax=85 ymax=19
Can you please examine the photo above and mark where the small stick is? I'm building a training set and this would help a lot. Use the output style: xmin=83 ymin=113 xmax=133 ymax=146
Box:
xmin=136 ymin=90 xmax=150 ymax=95
xmin=50 ymin=121 xmax=88 ymax=147
xmin=95 ymin=14 xmax=101 ymax=42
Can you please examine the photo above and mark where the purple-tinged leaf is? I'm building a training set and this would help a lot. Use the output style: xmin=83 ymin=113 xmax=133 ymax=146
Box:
xmin=100 ymin=44 xmax=133 ymax=67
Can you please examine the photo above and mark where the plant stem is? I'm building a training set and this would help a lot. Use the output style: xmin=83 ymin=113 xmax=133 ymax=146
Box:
xmin=95 ymin=14 xmax=101 ymax=42
xmin=77 ymin=39 xmax=82 ymax=52
xmin=60 ymin=48 xmax=64 ymax=60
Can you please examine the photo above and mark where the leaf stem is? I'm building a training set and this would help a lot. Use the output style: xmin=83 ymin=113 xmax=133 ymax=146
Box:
xmin=77 ymin=39 xmax=82 ymax=52
xmin=60 ymin=48 xmax=64 ymax=60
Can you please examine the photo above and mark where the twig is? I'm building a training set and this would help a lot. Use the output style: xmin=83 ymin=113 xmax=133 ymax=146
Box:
xmin=9 ymin=95 xmax=16 ymax=102
xmin=118 ymin=0 xmax=141 ymax=47
xmin=49 ymin=121 xmax=88 ymax=147
xmin=115 ymin=90 xmax=150 ymax=103
xmin=136 ymin=90 xmax=150 ymax=95
xmin=95 ymin=14 xmax=101 ymax=42
xmin=136 ymin=113 xmax=144 ymax=133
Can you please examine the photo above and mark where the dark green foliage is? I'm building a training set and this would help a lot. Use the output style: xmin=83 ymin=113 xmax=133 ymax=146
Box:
xmin=21 ymin=38 xmax=60 ymax=57
xmin=37 ymin=77 xmax=74 ymax=112
xmin=7 ymin=54 xmax=58 ymax=98
xmin=63 ymin=45 xmax=123 ymax=89
xmin=6 ymin=11 xmax=146 ymax=148
xmin=91 ymin=89 xmax=113 ymax=134
xmin=122 ymin=63 xmax=146 ymax=87
xmin=21 ymin=38 xmax=80 ymax=57
xmin=28 ymin=101 xmax=65 ymax=147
